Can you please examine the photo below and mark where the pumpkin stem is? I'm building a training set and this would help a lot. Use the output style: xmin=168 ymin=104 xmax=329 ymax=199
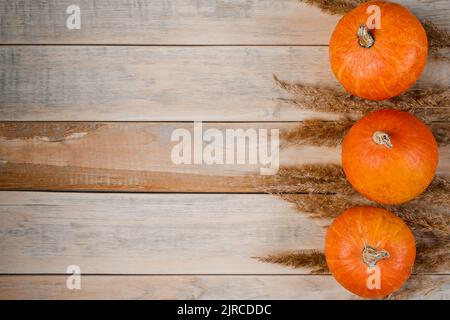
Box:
xmin=362 ymin=246 xmax=390 ymax=268
xmin=357 ymin=25 xmax=375 ymax=48
xmin=372 ymin=131 xmax=393 ymax=149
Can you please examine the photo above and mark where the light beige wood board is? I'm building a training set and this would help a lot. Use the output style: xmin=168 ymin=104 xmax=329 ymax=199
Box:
xmin=0 ymin=122 xmax=448 ymax=192
xmin=0 ymin=0 xmax=448 ymax=44
xmin=0 ymin=0 xmax=337 ymax=45
xmin=0 ymin=191 xmax=449 ymax=275
xmin=0 ymin=191 xmax=329 ymax=274
xmin=0 ymin=46 xmax=448 ymax=121
xmin=0 ymin=275 xmax=448 ymax=300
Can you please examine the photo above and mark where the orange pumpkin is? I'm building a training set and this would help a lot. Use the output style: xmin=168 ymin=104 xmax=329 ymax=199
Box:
xmin=329 ymin=1 xmax=428 ymax=100
xmin=326 ymin=206 xmax=416 ymax=298
xmin=342 ymin=109 xmax=438 ymax=204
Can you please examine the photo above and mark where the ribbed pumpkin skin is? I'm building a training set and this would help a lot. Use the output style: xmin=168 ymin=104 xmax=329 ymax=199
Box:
xmin=342 ymin=109 xmax=438 ymax=204
xmin=326 ymin=206 xmax=416 ymax=299
xmin=329 ymin=1 xmax=428 ymax=100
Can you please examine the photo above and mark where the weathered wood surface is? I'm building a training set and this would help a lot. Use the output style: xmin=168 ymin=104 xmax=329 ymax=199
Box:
xmin=1 ymin=0 xmax=449 ymax=301
xmin=0 ymin=0 xmax=449 ymax=45
xmin=0 ymin=191 xmax=328 ymax=274
xmin=0 ymin=275 xmax=448 ymax=300
xmin=1 ymin=46 xmax=449 ymax=121
xmin=0 ymin=191 xmax=448 ymax=275
xmin=0 ymin=122 xmax=448 ymax=192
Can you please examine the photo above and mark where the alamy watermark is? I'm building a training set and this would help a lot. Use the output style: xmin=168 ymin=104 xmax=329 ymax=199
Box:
xmin=366 ymin=4 xmax=381 ymax=30
xmin=366 ymin=266 xmax=382 ymax=290
xmin=66 ymin=265 xmax=81 ymax=290
xmin=66 ymin=5 xmax=81 ymax=30
xmin=171 ymin=122 xmax=279 ymax=175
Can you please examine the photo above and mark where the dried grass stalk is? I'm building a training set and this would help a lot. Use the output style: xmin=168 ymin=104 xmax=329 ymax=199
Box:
xmin=430 ymin=123 xmax=450 ymax=147
xmin=256 ymin=250 xmax=329 ymax=274
xmin=279 ymin=193 xmax=450 ymax=238
xmin=274 ymin=75 xmax=450 ymax=123
xmin=423 ymin=20 xmax=450 ymax=59
xmin=256 ymin=242 xmax=449 ymax=279
xmin=410 ymin=176 xmax=450 ymax=208
xmin=280 ymin=193 xmax=367 ymax=219
xmin=298 ymin=0 xmax=366 ymax=15
xmin=423 ymin=21 xmax=450 ymax=49
xmin=259 ymin=193 xmax=449 ymax=275
xmin=268 ymin=5 xmax=449 ymax=289
xmin=387 ymin=276 xmax=446 ymax=300
xmin=414 ymin=241 xmax=450 ymax=273
xmin=282 ymin=118 xmax=354 ymax=147
xmin=257 ymin=165 xmax=449 ymax=276
xmin=390 ymin=205 xmax=450 ymax=239
xmin=256 ymin=164 xmax=355 ymax=195
xmin=281 ymin=197 xmax=449 ymax=274
xmin=258 ymin=164 xmax=449 ymax=208
xmin=282 ymin=119 xmax=448 ymax=148
xmin=272 ymin=173 xmax=450 ymax=237
xmin=274 ymin=75 xmax=365 ymax=114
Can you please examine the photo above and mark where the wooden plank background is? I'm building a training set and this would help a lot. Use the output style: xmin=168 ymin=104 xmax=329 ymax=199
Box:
xmin=1 ymin=0 xmax=449 ymax=44
xmin=0 ymin=122 xmax=449 ymax=192
xmin=0 ymin=192 xmax=328 ymax=274
xmin=0 ymin=0 xmax=449 ymax=299
xmin=0 ymin=46 xmax=449 ymax=121
xmin=0 ymin=275 xmax=448 ymax=300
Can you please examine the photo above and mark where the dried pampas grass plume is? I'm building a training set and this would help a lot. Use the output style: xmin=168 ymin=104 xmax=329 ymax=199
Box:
xmin=423 ymin=21 xmax=450 ymax=49
xmin=282 ymin=118 xmax=354 ymax=147
xmin=274 ymin=75 xmax=363 ymax=114
xmin=280 ymin=193 xmax=366 ymax=219
xmin=256 ymin=164 xmax=450 ymax=276
xmin=278 ymin=191 xmax=450 ymax=239
xmin=298 ymin=0 xmax=366 ymax=15
xmin=271 ymin=173 xmax=450 ymax=237
xmin=257 ymin=253 xmax=448 ymax=300
xmin=274 ymin=75 xmax=450 ymax=123
xmin=430 ymin=123 xmax=450 ymax=146
xmin=256 ymin=250 xmax=329 ymax=274
xmin=282 ymin=119 xmax=448 ymax=148
xmin=258 ymin=163 xmax=449 ymax=213
xmin=390 ymin=205 xmax=450 ymax=239
xmin=413 ymin=176 xmax=450 ymax=207
xmin=257 ymin=194 xmax=449 ymax=275
xmin=423 ymin=20 xmax=450 ymax=59
xmin=269 ymin=2 xmax=449 ymax=291
xmin=256 ymin=164 xmax=354 ymax=195
xmin=414 ymin=241 xmax=450 ymax=274
xmin=387 ymin=276 xmax=447 ymax=300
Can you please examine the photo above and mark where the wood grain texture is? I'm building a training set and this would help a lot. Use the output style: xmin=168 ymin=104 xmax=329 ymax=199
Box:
xmin=0 ymin=191 xmax=329 ymax=274
xmin=0 ymin=0 xmax=448 ymax=45
xmin=0 ymin=122 xmax=448 ymax=192
xmin=1 ymin=0 xmax=449 ymax=301
xmin=0 ymin=275 xmax=448 ymax=300
xmin=1 ymin=46 xmax=449 ymax=121
xmin=0 ymin=191 xmax=449 ymax=275
xmin=0 ymin=0 xmax=337 ymax=45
